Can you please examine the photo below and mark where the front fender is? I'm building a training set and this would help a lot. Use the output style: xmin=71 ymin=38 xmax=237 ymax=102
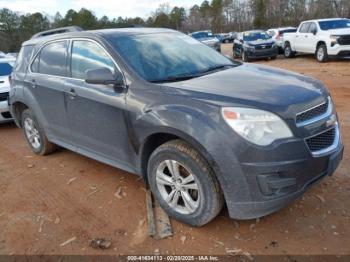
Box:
xmin=131 ymin=104 xmax=252 ymax=212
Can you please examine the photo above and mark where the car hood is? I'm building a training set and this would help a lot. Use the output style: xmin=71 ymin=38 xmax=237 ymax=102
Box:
xmin=164 ymin=63 xmax=328 ymax=117
xmin=327 ymin=28 xmax=350 ymax=35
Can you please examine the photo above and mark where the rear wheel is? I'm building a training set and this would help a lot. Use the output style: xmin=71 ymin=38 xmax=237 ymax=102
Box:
xmin=147 ymin=140 xmax=224 ymax=227
xmin=21 ymin=109 xmax=56 ymax=155
xmin=316 ymin=44 xmax=328 ymax=62
xmin=284 ymin=43 xmax=295 ymax=58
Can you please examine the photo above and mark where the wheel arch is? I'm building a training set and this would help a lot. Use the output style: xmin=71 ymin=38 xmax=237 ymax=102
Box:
xmin=11 ymin=101 xmax=29 ymax=127
xmin=139 ymin=128 xmax=223 ymax=190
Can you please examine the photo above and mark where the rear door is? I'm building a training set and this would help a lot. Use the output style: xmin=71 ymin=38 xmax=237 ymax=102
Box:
xmin=295 ymin=22 xmax=310 ymax=52
xmin=26 ymin=40 xmax=73 ymax=145
xmin=65 ymin=39 xmax=132 ymax=169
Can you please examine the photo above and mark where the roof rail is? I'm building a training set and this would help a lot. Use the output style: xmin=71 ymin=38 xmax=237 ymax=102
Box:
xmin=31 ymin=26 xmax=83 ymax=39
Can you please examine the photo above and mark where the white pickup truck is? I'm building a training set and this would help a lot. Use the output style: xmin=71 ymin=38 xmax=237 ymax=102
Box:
xmin=283 ymin=18 xmax=350 ymax=62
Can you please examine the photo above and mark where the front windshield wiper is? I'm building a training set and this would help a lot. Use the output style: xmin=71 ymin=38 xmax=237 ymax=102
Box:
xmin=150 ymin=74 xmax=200 ymax=83
xmin=150 ymin=64 xmax=237 ymax=83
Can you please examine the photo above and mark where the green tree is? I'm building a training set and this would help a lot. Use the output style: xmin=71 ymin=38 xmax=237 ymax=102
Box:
xmin=170 ymin=7 xmax=186 ymax=30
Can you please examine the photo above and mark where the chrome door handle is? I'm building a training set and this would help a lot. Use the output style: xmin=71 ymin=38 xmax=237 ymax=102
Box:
xmin=31 ymin=79 xmax=36 ymax=88
xmin=66 ymin=89 xmax=77 ymax=99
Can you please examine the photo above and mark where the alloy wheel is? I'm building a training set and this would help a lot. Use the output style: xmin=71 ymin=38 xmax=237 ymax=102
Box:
xmin=24 ymin=117 xmax=41 ymax=149
xmin=156 ymin=160 xmax=200 ymax=214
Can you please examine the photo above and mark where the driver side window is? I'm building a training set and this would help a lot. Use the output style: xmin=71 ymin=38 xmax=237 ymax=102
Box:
xmin=70 ymin=40 xmax=115 ymax=80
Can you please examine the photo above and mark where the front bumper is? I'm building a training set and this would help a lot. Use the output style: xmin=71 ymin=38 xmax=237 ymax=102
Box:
xmin=0 ymin=100 xmax=12 ymax=123
xmin=230 ymin=144 xmax=343 ymax=219
xmin=246 ymin=47 xmax=278 ymax=59
xmin=328 ymin=44 xmax=350 ymax=57
xmin=210 ymin=115 xmax=343 ymax=220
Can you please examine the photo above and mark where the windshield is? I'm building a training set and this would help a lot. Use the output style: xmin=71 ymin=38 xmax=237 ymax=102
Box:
xmin=319 ymin=19 xmax=350 ymax=30
xmin=108 ymin=32 xmax=238 ymax=82
xmin=0 ymin=63 xmax=13 ymax=76
xmin=243 ymin=32 xmax=271 ymax=41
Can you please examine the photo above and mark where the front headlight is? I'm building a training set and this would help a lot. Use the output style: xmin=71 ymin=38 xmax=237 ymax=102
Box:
xmin=330 ymin=35 xmax=340 ymax=43
xmin=221 ymin=107 xmax=293 ymax=146
xmin=245 ymin=45 xmax=255 ymax=52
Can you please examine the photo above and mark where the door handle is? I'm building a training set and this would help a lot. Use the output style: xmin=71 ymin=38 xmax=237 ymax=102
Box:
xmin=66 ymin=89 xmax=77 ymax=99
xmin=305 ymin=35 xmax=308 ymax=38
xmin=31 ymin=79 xmax=36 ymax=88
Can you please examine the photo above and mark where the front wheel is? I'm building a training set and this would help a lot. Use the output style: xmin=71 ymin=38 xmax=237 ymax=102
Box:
xmin=147 ymin=140 xmax=224 ymax=227
xmin=316 ymin=44 xmax=328 ymax=62
xmin=242 ymin=51 xmax=250 ymax=62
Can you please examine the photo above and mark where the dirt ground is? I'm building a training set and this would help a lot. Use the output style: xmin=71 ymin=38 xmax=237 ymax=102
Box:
xmin=0 ymin=43 xmax=349 ymax=256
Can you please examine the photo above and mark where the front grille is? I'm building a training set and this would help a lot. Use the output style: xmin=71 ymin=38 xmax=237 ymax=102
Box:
xmin=1 ymin=112 xmax=11 ymax=119
xmin=338 ymin=35 xmax=350 ymax=45
xmin=255 ymin=44 xmax=272 ymax=50
xmin=0 ymin=92 xmax=9 ymax=102
xmin=306 ymin=128 xmax=336 ymax=152
xmin=296 ymin=99 xmax=329 ymax=124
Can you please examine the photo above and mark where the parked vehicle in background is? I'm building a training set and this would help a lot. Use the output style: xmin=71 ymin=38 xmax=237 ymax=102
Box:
xmin=190 ymin=30 xmax=221 ymax=52
xmin=10 ymin=27 xmax=343 ymax=227
xmin=0 ymin=57 xmax=15 ymax=123
xmin=221 ymin=32 xmax=237 ymax=43
xmin=267 ymin=27 xmax=297 ymax=53
xmin=6 ymin=52 xmax=19 ymax=58
xmin=233 ymin=31 xmax=278 ymax=62
xmin=283 ymin=18 xmax=350 ymax=62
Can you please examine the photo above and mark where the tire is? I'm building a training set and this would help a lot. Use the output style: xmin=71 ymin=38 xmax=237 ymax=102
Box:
xmin=233 ymin=47 xmax=238 ymax=59
xmin=147 ymin=139 xmax=224 ymax=227
xmin=224 ymin=39 xmax=229 ymax=43
xmin=21 ymin=109 xmax=56 ymax=155
xmin=284 ymin=42 xmax=295 ymax=58
xmin=242 ymin=51 xmax=250 ymax=62
xmin=316 ymin=44 xmax=328 ymax=62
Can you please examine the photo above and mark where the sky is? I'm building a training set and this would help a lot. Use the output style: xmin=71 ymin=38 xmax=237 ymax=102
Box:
xmin=0 ymin=0 xmax=204 ymax=19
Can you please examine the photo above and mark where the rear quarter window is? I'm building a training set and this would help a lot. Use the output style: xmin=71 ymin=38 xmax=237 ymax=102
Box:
xmin=13 ymin=45 xmax=34 ymax=73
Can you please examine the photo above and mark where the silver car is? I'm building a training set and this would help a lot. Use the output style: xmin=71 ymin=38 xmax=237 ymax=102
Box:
xmin=0 ymin=57 xmax=15 ymax=122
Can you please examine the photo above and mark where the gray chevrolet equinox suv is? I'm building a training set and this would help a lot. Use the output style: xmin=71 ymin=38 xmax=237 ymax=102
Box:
xmin=9 ymin=27 xmax=343 ymax=226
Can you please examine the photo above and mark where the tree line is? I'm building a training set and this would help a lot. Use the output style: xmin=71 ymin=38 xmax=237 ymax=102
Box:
xmin=1 ymin=0 xmax=350 ymax=52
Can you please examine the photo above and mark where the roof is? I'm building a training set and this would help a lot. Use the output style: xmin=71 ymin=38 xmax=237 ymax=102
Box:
xmin=302 ymin=18 xmax=349 ymax=23
xmin=23 ymin=27 xmax=176 ymax=46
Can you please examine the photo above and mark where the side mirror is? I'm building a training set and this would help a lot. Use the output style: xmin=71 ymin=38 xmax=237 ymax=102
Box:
xmin=85 ymin=67 xmax=124 ymax=87
xmin=240 ymin=39 xmax=244 ymax=43
xmin=311 ymin=29 xmax=317 ymax=35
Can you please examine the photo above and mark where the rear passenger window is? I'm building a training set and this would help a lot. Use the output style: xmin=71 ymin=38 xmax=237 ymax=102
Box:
xmin=39 ymin=41 xmax=67 ymax=77
xmin=299 ymin=23 xmax=310 ymax=33
xmin=71 ymin=40 xmax=115 ymax=80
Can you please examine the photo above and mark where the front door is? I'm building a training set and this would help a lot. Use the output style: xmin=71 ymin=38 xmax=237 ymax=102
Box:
xmin=65 ymin=39 xmax=133 ymax=170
